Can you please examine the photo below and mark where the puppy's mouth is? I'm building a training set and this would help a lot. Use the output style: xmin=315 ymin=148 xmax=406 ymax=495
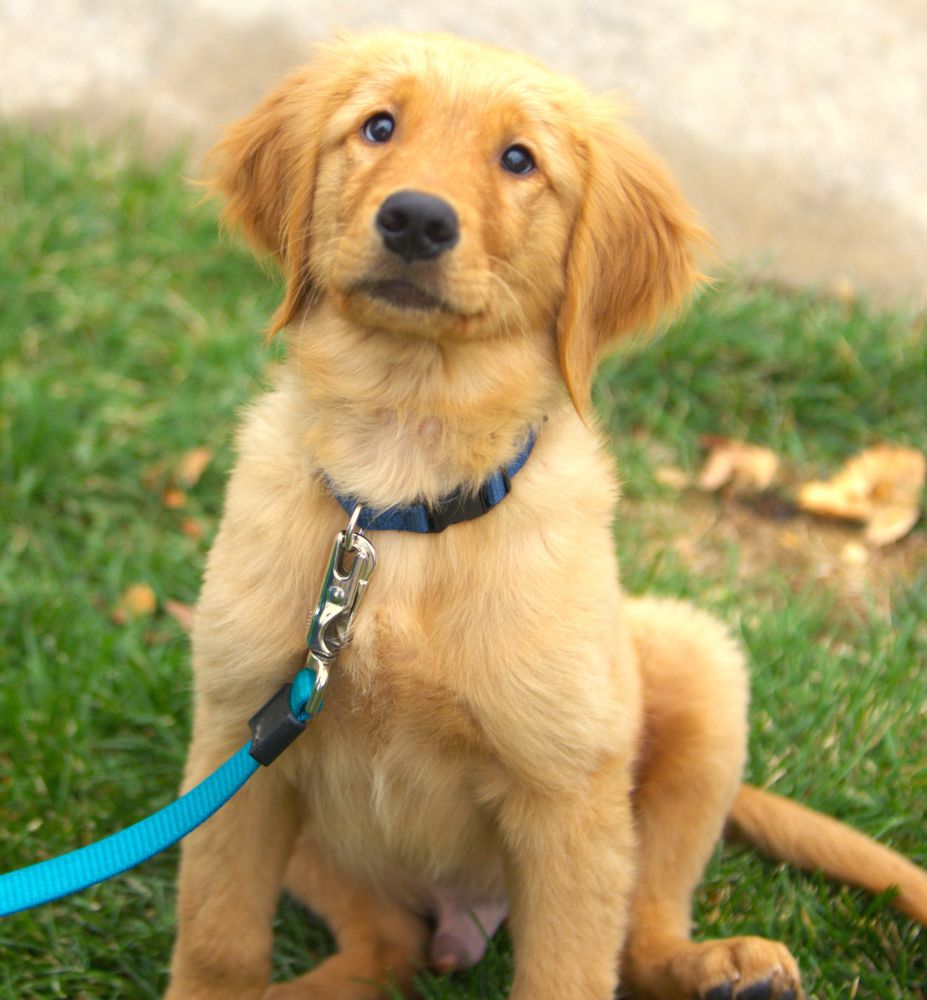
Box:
xmin=354 ymin=279 xmax=451 ymax=313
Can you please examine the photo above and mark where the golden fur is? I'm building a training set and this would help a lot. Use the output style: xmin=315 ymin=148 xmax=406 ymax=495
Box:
xmin=164 ymin=32 xmax=927 ymax=1000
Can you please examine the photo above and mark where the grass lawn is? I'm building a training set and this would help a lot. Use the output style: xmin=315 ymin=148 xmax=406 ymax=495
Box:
xmin=0 ymin=128 xmax=925 ymax=999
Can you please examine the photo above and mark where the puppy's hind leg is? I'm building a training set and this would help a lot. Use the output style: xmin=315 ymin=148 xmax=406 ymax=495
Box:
xmin=264 ymin=833 xmax=428 ymax=1000
xmin=621 ymin=598 xmax=802 ymax=1000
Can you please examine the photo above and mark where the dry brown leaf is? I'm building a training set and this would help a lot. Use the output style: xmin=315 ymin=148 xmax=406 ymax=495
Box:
xmin=798 ymin=480 xmax=871 ymax=521
xmin=654 ymin=465 xmax=690 ymax=490
xmin=175 ymin=447 xmax=213 ymax=488
xmin=696 ymin=438 xmax=780 ymax=494
xmin=165 ymin=600 xmax=195 ymax=632
xmin=162 ymin=487 xmax=187 ymax=510
xmin=180 ymin=518 xmax=205 ymax=540
xmin=864 ymin=504 xmax=921 ymax=547
xmin=112 ymin=583 xmax=157 ymax=624
xmin=798 ymin=445 xmax=925 ymax=546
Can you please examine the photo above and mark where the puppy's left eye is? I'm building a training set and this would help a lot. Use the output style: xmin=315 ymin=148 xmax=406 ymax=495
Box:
xmin=500 ymin=144 xmax=536 ymax=175
xmin=362 ymin=113 xmax=396 ymax=143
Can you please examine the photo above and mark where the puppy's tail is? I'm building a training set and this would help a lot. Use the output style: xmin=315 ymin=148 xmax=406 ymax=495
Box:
xmin=727 ymin=784 xmax=927 ymax=925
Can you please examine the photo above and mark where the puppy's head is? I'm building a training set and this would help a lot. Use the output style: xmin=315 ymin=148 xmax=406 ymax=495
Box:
xmin=206 ymin=32 xmax=707 ymax=412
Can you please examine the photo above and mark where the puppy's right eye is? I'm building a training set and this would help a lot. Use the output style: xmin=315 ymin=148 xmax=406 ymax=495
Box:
xmin=500 ymin=144 xmax=535 ymax=175
xmin=362 ymin=113 xmax=395 ymax=144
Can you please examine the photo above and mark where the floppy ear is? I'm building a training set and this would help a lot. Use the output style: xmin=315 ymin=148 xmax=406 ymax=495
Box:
xmin=203 ymin=65 xmax=327 ymax=333
xmin=557 ymin=109 xmax=709 ymax=413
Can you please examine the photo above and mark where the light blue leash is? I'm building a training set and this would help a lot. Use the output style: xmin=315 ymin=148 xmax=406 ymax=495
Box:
xmin=0 ymin=438 xmax=536 ymax=919
xmin=0 ymin=509 xmax=376 ymax=919
xmin=0 ymin=742 xmax=260 ymax=918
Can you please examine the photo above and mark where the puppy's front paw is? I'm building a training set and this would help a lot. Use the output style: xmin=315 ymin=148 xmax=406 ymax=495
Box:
xmin=688 ymin=938 xmax=802 ymax=1000
xmin=630 ymin=936 xmax=802 ymax=1000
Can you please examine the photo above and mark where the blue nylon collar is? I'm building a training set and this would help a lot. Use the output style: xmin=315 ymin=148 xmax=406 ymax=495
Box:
xmin=331 ymin=432 xmax=536 ymax=533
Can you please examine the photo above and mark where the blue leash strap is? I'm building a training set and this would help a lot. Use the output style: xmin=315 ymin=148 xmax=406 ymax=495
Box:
xmin=0 ymin=743 xmax=258 ymax=918
xmin=1 ymin=477 xmax=501 ymax=916
xmin=0 ymin=668 xmax=320 ymax=919
xmin=0 ymin=504 xmax=371 ymax=919
xmin=0 ymin=499 xmax=375 ymax=919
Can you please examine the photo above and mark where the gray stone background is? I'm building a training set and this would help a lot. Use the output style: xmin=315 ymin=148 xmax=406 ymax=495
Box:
xmin=1 ymin=0 xmax=925 ymax=306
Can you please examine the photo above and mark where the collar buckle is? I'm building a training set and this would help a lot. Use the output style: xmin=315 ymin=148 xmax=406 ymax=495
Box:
xmin=425 ymin=473 xmax=510 ymax=533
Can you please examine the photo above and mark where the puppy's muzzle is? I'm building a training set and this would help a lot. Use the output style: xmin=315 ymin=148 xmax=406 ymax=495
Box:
xmin=376 ymin=190 xmax=460 ymax=262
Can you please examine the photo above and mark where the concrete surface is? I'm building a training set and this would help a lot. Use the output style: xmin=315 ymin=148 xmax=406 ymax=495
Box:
xmin=1 ymin=0 xmax=925 ymax=306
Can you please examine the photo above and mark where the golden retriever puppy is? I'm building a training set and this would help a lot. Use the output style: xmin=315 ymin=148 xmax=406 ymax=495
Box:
xmin=164 ymin=31 xmax=927 ymax=1000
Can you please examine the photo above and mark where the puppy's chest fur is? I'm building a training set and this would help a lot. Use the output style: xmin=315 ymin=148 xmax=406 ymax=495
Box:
xmin=292 ymin=651 xmax=509 ymax=899
xmin=277 ymin=546 xmax=541 ymax=898
xmin=283 ymin=544 xmax=632 ymax=902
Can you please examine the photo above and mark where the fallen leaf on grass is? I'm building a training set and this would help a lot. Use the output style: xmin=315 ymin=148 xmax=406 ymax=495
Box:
xmin=165 ymin=600 xmax=195 ymax=632
xmin=863 ymin=504 xmax=922 ymax=547
xmin=162 ymin=487 xmax=187 ymax=509
xmin=696 ymin=437 xmax=780 ymax=494
xmin=144 ymin=448 xmax=213 ymax=497
xmin=180 ymin=518 xmax=205 ymax=540
xmin=654 ymin=465 xmax=691 ymax=490
xmin=175 ymin=447 xmax=213 ymax=488
xmin=111 ymin=583 xmax=157 ymax=624
xmin=798 ymin=445 xmax=925 ymax=546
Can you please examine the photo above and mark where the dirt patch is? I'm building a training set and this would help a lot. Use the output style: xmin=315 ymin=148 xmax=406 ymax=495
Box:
xmin=624 ymin=489 xmax=926 ymax=616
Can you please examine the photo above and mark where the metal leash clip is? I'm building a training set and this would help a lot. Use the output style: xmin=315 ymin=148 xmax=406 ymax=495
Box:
xmin=248 ymin=505 xmax=376 ymax=765
xmin=303 ymin=505 xmax=376 ymax=714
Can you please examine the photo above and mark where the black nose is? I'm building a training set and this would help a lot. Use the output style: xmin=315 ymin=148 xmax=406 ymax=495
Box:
xmin=376 ymin=190 xmax=460 ymax=262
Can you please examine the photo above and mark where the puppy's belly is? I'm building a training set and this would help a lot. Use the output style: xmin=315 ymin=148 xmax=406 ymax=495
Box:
xmin=293 ymin=726 xmax=508 ymax=907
